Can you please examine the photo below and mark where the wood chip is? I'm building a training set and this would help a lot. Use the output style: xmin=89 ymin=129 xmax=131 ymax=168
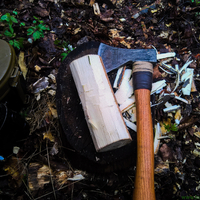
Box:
xmin=93 ymin=3 xmax=100 ymax=15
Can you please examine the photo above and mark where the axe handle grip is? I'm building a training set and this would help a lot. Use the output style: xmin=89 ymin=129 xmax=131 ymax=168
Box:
xmin=133 ymin=89 xmax=155 ymax=200
xmin=132 ymin=62 xmax=155 ymax=200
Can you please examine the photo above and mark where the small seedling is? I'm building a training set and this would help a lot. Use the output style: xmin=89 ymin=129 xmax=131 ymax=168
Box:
xmin=54 ymin=40 xmax=74 ymax=61
xmin=0 ymin=11 xmax=25 ymax=49
xmin=163 ymin=123 xmax=178 ymax=132
xmin=27 ymin=16 xmax=50 ymax=41
xmin=0 ymin=11 xmax=18 ymax=37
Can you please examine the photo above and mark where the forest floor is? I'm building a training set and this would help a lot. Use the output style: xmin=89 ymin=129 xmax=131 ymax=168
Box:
xmin=1 ymin=0 xmax=200 ymax=199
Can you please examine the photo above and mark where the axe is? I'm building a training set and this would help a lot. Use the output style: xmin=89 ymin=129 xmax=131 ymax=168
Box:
xmin=98 ymin=42 xmax=156 ymax=200
xmin=64 ymin=42 xmax=157 ymax=200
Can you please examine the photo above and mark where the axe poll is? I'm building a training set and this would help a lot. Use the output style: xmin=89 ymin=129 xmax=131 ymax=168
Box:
xmin=68 ymin=42 xmax=157 ymax=200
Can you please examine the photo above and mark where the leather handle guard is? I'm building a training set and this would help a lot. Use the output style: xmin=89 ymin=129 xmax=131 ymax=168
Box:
xmin=132 ymin=62 xmax=156 ymax=200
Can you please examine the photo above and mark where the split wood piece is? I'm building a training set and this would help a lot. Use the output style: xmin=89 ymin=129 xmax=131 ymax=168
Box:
xmin=70 ymin=55 xmax=132 ymax=152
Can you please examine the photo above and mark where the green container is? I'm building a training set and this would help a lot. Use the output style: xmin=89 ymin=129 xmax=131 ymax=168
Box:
xmin=0 ymin=39 xmax=27 ymax=107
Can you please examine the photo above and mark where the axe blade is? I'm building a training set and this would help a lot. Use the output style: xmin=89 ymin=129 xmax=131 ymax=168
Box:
xmin=98 ymin=43 xmax=157 ymax=73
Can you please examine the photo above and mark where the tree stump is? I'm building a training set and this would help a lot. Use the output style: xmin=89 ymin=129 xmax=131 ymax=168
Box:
xmin=56 ymin=42 xmax=137 ymax=173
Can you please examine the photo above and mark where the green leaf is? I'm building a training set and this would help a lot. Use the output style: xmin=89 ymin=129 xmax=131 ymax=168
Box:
xmin=39 ymin=31 xmax=44 ymax=38
xmin=13 ymin=40 xmax=20 ymax=49
xmin=1 ymin=15 xmax=7 ymax=21
xmin=62 ymin=41 xmax=68 ymax=47
xmin=61 ymin=52 xmax=68 ymax=61
xmin=171 ymin=124 xmax=178 ymax=132
xmin=1 ymin=13 xmax=10 ymax=22
xmin=4 ymin=30 xmax=13 ymax=37
xmin=20 ymin=22 xmax=25 ymax=26
xmin=13 ymin=11 xmax=18 ymax=15
xmin=9 ymin=40 xmax=14 ymax=46
xmin=33 ymin=20 xmax=37 ymax=24
xmin=163 ymin=123 xmax=170 ymax=131
xmin=18 ymin=37 xmax=25 ymax=48
xmin=10 ymin=16 xmax=18 ymax=23
xmin=54 ymin=40 xmax=60 ymax=45
xmin=9 ymin=25 xmax=14 ymax=34
xmin=33 ymin=30 xmax=41 ymax=41
xmin=27 ymin=28 xmax=35 ymax=35
xmin=37 ymin=24 xmax=47 ymax=31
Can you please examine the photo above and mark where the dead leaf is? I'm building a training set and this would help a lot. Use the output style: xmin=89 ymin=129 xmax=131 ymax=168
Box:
xmin=48 ymin=102 xmax=58 ymax=118
xmin=194 ymin=131 xmax=200 ymax=139
xmin=73 ymin=27 xmax=81 ymax=35
xmin=120 ymin=40 xmax=131 ymax=48
xmin=50 ymin=142 xmax=59 ymax=155
xmin=28 ymin=163 xmax=52 ymax=191
xmin=55 ymin=170 xmax=73 ymax=187
xmin=100 ymin=10 xmax=114 ymax=22
xmin=48 ymin=74 xmax=56 ymax=84
xmin=4 ymin=156 xmax=25 ymax=188
xmin=34 ymin=65 xmax=41 ymax=72
xmin=48 ymin=89 xmax=56 ymax=96
xmin=174 ymin=109 xmax=182 ymax=125
xmin=89 ymin=0 xmax=95 ymax=6
xmin=153 ymin=64 xmax=162 ymax=79
xmin=109 ymin=29 xmax=121 ymax=38
xmin=18 ymin=51 xmax=28 ymax=79
xmin=43 ymin=131 xmax=55 ymax=142
xmin=33 ymin=6 xmax=49 ymax=17
xmin=159 ymin=143 xmax=174 ymax=162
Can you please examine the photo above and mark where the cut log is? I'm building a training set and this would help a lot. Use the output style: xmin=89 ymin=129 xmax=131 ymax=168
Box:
xmin=69 ymin=55 xmax=132 ymax=152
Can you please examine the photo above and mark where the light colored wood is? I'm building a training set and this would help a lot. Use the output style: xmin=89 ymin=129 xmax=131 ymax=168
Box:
xmin=133 ymin=89 xmax=156 ymax=200
xmin=70 ymin=55 xmax=132 ymax=152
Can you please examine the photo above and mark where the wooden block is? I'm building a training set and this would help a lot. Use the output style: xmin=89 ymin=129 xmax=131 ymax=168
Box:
xmin=70 ymin=55 xmax=132 ymax=152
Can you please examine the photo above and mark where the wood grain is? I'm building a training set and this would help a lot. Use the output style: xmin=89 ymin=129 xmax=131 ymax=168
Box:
xmin=70 ymin=55 xmax=132 ymax=152
xmin=133 ymin=89 xmax=155 ymax=200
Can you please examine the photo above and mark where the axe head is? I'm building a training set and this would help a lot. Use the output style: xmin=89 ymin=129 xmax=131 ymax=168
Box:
xmin=98 ymin=43 xmax=157 ymax=73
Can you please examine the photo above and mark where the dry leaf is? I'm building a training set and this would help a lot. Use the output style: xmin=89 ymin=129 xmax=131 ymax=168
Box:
xmin=73 ymin=27 xmax=81 ymax=35
xmin=34 ymin=65 xmax=41 ymax=72
xmin=194 ymin=131 xmax=200 ymax=139
xmin=48 ymin=102 xmax=58 ymax=118
xmin=89 ymin=0 xmax=95 ymax=6
xmin=43 ymin=131 xmax=55 ymax=142
xmin=28 ymin=163 xmax=52 ymax=191
xmin=18 ymin=51 xmax=28 ymax=79
xmin=159 ymin=143 xmax=174 ymax=161
xmin=120 ymin=40 xmax=131 ymax=48
xmin=48 ymin=89 xmax=56 ymax=96
xmin=109 ymin=29 xmax=120 ymax=38
xmin=4 ymin=156 xmax=25 ymax=188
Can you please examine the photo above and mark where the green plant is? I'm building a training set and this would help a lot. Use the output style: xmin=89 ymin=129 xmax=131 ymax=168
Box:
xmin=0 ymin=12 xmax=18 ymax=37
xmin=54 ymin=40 xmax=74 ymax=61
xmin=0 ymin=11 xmax=25 ymax=49
xmin=163 ymin=123 xmax=178 ymax=132
xmin=27 ymin=16 xmax=50 ymax=41
xmin=0 ymin=12 xmax=50 ymax=48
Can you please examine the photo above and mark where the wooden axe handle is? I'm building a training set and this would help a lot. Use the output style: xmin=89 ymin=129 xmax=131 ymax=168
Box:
xmin=132 ymin=62 xmax=156 ymax=200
